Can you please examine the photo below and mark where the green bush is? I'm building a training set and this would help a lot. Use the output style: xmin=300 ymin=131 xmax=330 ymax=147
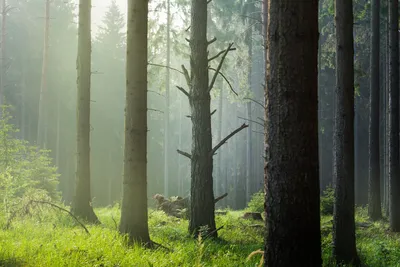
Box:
xmin=320 ymin=185 xmax=334 ymax=215
xmin=0 ymin=106 xmax=60 ymax=216
xmin=247 ymin=191 xmax=264 ymax=213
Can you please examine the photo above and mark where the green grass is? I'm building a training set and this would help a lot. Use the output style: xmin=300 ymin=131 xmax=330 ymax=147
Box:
xmin=0 ymin=206 xmax=400 ymax=266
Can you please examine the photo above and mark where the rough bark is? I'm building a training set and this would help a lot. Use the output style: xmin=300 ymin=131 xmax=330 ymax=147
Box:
xmin=388 ymin=0 xmax=400 ymax=231
xmin=188 ymin=0 xmax=216 ymax=237
xmin=72 ymin=0 xmax=99 ymax=223
xmin=264 ymin=1 xmax=321 ymax=266
xmin=332 ymin=0 xmax=359 ymax=264
xmin=368 ymin=0 xmax=382 ymax=221
xmin=119 ymin=0 xmax=151 ymax=244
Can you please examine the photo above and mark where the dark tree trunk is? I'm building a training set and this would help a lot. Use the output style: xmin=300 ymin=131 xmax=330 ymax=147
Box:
xmin=119 ymin=0 xmax=151 ymax=244
xmin=368 ymin=0 xmax=382 ymax=221
xmin=72 ymin=0 xmax=99 ymax=223
xmin=188 ymin=0 xmax=216 ymax=237
xmin=388 ymin=0 xmax=400 ymax=231
xmin=263 ymin=0 xmax=321 ymax=266
xmin=332 ymin=0 xmax=359 ymax=264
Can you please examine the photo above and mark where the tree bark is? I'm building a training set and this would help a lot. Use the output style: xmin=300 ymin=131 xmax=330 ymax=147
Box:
xmin=72 ymin=0 xmax=99 ymax=223
xmin=264 ymin=0 xmax=321 ymax=266
xmin=188 ymin=0 xmax=216 ymax=237
xmin=368 ymin=0 xmax=382 ymax=221
xmin=119 ymin=0 xmax=151 ymax=244
xmin=332 ymin=0 xmax=359 ymax=264
xmin=388 ymin=0 xmax=400 ymax=231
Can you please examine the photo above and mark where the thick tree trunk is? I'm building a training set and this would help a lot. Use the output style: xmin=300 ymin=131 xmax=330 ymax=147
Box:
xmin=368 ymin=0 xmax=382 ymax=221
xmin=332 ymin=0 xmax=359 ymax=264
xmin=263 ymin=1 xmax=321 ymax=266
xmin=72 ymin=0 xmax=99 ymax=223
xmin=119 ymin=0 xmax=151 ymax=244
xmin=388 ymin=0 xmax=400 ymax=231
xmin=188 ymin=0 xmax=215 ymax=237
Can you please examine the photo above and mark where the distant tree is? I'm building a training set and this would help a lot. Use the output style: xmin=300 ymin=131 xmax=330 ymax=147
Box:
xmin=332 ymin=0 xmax=359 ymax=264
xmin=388 ymin=0 xmax=400 ymax=231
xmin=119 ymin=0 xmax=151 ymax=244
xmin=263 ymin=0 xmax=321 ymax=266
xmin=71 ymin=0 xmax=99 ymax=223
xmin=368 ymin=0 xmax=381 ymax=221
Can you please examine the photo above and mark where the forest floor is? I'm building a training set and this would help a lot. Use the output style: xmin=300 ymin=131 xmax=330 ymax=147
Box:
xmin=0 ymin=206 xmax=398 ymax=267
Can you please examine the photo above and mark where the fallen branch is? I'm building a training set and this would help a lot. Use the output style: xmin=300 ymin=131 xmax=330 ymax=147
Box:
xmin=177 ymin=149 xmax=192 ymax=159
xmin=176 ymin=86 xmax=190 ymax=99
xmin=211 ymin=123 xmax=249 ymax=156
xmin=208 ymin=67 xmax=238 ymax=96
xmin=208 ymin=43 xmax=235 ymax=93
xmin=32 ymin=200 xmax=90 ymax=235
xmin=214 ymin=193 xmax=228 ymax=203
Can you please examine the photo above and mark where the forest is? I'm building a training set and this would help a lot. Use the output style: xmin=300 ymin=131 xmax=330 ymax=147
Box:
xmin=0 ymin=0 xmax=398 ymax=266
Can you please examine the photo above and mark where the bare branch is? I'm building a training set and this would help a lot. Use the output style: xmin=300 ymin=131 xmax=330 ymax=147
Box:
xmin=148 ymin=108 xmax=164 ymax=114
xmin=176 ymin=86 xmax=190 ymax=99
xmin=185 ymin=38 xmax=191 ymax=43
xmin=181 ymin=65 xmax=191 ymax=87
xmin=208 ymin=67 xmax=238 ymax=96
xmin=208 ymin=47 xmax=236 ymax=62
xmin=177 ymin=149 xmax=192 ymax=159
xmin=211 ymin=109 xmax=217 ymax=116
xmin=207 ymin=37 xmax=217 ymax=45
xmin=208 ymin=43 xmax=235 ymax=92
xmin=238 ymin=116 xmax=264 ymax=127
xmin=148 ymin=62 xmax=184 ymax=75
xmin=244 ymin=97 xmax=265 ymax=108
xmin=211 ymin=123 xmax=248 ymax=156
xmin=257 ymin=117 xmax=265 ymax=123
xmin=148 ymin=90 xmax=164 ymax=97
xmin=214 ymin=193 xmax=228 ymax=203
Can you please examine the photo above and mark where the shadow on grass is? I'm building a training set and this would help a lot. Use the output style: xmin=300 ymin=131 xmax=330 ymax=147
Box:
xmin=0 ymin=258 xmax=24 ymax=267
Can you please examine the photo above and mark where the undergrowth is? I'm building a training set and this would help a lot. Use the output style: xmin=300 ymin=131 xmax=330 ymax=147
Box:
xmin=0 ymin=205 xmax=399 ymax=266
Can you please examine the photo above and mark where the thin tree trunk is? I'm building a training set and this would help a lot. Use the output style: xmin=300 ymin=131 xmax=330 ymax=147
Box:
xmin=216 ymin=84 xmax=223 ymax=201
xmin=164 ymin=0 xmax=171 ymax=197
xmin=37 ymin=0 xmax=50 ymax=148
xmin=72 ymin=0 xmax=99 ymax=223
xmin=0 ymin=0 xmax=5 ymax=109
xmin=178 ymin=94 xmax=183 ymax=196
xmin=264 ymin=1 xmax=321 ymax=266
xmin=368 ymin=0 xmax=382 ymax=221
xmin=119 ymin=0 xmax=151 ymax=244
xmin=332 ymin=0 xmax=359 ymax=264
xmin=188 ymin=0 xmax=216 ymax=237
xmin=388 ymin=0 xmax=400 ymax=231
xmin=56 ymin=93 xmax=60 ymax=167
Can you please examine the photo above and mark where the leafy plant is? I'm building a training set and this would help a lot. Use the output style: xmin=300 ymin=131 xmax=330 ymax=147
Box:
xmin=320 ymin=185 xmax=334 ymax=215
xmin=246 ymin=191 xmax=264 ymax=213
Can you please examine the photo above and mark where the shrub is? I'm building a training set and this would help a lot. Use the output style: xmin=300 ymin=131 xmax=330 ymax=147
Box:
xmin=247 ymin=191 xmax=264 ymax=213
xmin=320 ymin=185 xmax=334 ymax=215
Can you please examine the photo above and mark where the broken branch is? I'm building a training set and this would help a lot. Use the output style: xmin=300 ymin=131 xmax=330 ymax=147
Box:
xmin=211 ymin=109 xmax=217 ymax=116
xmin=214 ymin=193 xmax=228 ymax=203
xmin=207 ymin=37 xmax=217 ymax=46
xmin=181 ymin=65 xmax=191 ymax=87
xmin=208 ymin=43 xmax=235 ymax=92
xmin=176 ymin=86 xmax=190 ymax=99
xmin=177 ymin=149 xmax=192 ymax=159
xmin=208 ymin=67 xmax=238 ymax=96
xmin=211 ymin=123 xmax=249 ymax=156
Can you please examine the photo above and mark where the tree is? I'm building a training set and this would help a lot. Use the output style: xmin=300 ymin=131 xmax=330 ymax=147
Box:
xmin=388 ymin=0 xmax=400 ymax=231
xmin=71 ymin=0 xmax=99 ymax=223
xmin=263 ymin=0 xmax=321 ymax=266
xmin=119 ymin=0 xmax=151 ymax=244
xmin=368 ymin=0 xmax=382 ymax=221
xmin=332 ymin=0 xmax=359 ymax=264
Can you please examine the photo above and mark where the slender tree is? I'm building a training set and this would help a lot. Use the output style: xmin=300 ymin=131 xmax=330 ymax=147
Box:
xmin=119 ymin=0 xmax=151 ymax=244
xmin=0 ymin=0 xmax=5 ymax=109
xmin=388 ymin=0 xmax=400 ymax=231
xmin=368 ymin=0 xmax=382 ymax=221
xmin=332 ymin=0 xmax=359 ymax=264
xmin=164 ymin=0 xmax=171 ymax=197
xmin=263 ymin=0 xmax=321 ymax=266
xmin=72 ymin=0 xmax=99 ymax=223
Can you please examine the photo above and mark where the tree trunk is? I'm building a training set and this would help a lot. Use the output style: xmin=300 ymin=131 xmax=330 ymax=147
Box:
xmin=332 ymin=0 xmax=359 ymax=264
xmin=0 ymin=0 xmax=5 ymax=110
xmin=216 ymin=84 xmax=223 ymax=202
xmin=188 ymin=0 xmax=216 ymax=237
xmin=163 ymin=0 xmax=171 ymax=197
xmin=264 ymin=1 xmax=321 ymax=266
xmin=119 ymin=0 xmax=151 ymax=244
xmin=37 ymin=0 xmax=50 ymax=148
xmin=368 ymin=0 xmax=382 ymax=221
xmin=72 ymin=0 xmax=99 ymax=223
xmin=388 ymin=0 xmax=400 ymax=231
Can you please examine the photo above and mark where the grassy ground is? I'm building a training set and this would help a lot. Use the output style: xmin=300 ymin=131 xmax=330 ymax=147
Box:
xmin=0 ymin=206 xmax=399 ymax=266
